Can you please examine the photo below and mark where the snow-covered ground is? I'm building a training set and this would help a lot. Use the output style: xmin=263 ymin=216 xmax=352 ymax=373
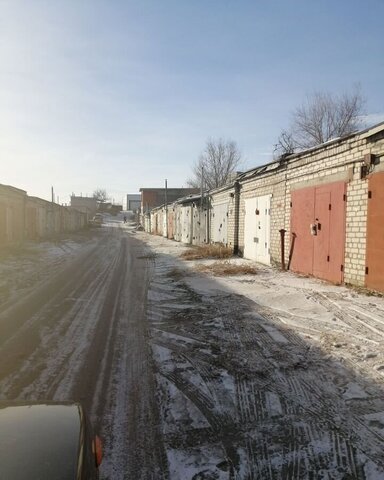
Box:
xmin=138 ymin=230 xmax=384 ymax=479
xmin=0 ymin=232 xmax=98 ymax=308
xmin=2 ymin=223 xmax=384 ymax=479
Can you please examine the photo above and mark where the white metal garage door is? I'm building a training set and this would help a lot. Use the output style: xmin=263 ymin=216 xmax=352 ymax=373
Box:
xmin=244 ymin=195 xmax=271 ymax=264
xmin=211 ymin=203 xmax=228 ymax=245
xmin=181 ymin=206 xmax=191 ymax=244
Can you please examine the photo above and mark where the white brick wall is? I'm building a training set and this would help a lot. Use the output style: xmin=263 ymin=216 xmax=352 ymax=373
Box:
xmin=146 ymin=127 xmax=384 ymax=289
xmin=283 ymin=133 xmax=384 ymax=285
xmin=228 ymin=129 xmax=384 ymax=286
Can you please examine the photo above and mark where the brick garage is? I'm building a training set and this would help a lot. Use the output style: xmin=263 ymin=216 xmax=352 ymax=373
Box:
xmin=143 ymin=122 xmax=384 ymax=292
xmin=284 ymin=124 xmax=384 ymax=287
xmin=208 ymin=122 xmax=384 ymax=289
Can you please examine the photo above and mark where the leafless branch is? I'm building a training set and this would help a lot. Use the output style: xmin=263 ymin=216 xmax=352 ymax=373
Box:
xmin=93 ymin=188 xmax=108 ymax=203
xmin=189 ymin=138 xmax=242 ymax=190
xmin=276 ymin=87 xmax=365 ymax=153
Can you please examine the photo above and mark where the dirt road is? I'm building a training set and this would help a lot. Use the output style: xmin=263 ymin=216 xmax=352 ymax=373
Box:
xmin=0 ymin=224 xmax=167 ymax=479
xmin=1 ymin=223 xmax=384 ymax=479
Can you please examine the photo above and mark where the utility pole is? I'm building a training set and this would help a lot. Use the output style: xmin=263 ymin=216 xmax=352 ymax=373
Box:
xmin=200 ymin=166 xmax=204 ymax=243
xmin=165 ymin=179 xmax=168 ymax=238
xmin=200 ymin=166 xmax=204 ymax=214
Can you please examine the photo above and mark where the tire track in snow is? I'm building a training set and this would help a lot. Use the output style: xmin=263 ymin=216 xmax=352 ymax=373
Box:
xmin=144 ymin=240 xmax=384 ymax=478
xmin=311 ymin=292 xmax=384 ymax=340
xmin=0 ymin=236 xmax=117 ymax=399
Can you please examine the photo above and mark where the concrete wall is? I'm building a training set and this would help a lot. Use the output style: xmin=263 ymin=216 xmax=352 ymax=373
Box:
xmin=0 ymin=184 xmax=87 ymax=248
xmin=70 ymin=196 xmax=97 ymax=219
xmin=0 ymin=184 xmax=26 ymax=246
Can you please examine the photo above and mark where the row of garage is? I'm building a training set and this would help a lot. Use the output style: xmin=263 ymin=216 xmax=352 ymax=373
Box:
xmin=143 ymin=122 xmax=384 ymax=293
xmin=0 ymin=184 xmax=88 ymax=247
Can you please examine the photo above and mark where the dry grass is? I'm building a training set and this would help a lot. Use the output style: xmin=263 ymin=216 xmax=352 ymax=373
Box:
xmin=180 ymin=244 xmax=233 ymax=260
xmin=136 ymin=253 xmax=157 ymax=260
xmin=345 ymin=283 xmax=383 ymax=298
xmin=196 ymin=260 xmax=257 ymax=277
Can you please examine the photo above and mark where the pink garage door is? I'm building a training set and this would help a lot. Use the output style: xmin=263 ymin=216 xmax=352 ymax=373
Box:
xmin=366 ymin=172 xmax=384 ymax=292
xmin=290 ymin=181 xmax=346 ymax=284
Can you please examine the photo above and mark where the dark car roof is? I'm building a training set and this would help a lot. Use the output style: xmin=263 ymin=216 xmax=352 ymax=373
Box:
xmin=0 ymin=403 xmax=82 ymax=479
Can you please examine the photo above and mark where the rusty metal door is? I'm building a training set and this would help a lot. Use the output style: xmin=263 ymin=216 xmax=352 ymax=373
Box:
xmin=313 ymin=189 xmax=331 ymax=279
xmin=290 ymin=182 xmax=346 ymax=283
xmin=314 ymin=182 xmax=346 ymax=283
xmin=290 ymin=186 xmax=315 ymax=275
xmin=366 ymin=172 xmax=384 ymax=292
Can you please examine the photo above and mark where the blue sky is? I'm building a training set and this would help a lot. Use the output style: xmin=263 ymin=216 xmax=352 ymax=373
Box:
xmin=1 ymin=0 xmax=383 ymax=206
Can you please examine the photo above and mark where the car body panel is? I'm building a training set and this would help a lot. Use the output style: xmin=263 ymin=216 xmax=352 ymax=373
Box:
xmin=0 ymin=403 xmax=99 ymax=479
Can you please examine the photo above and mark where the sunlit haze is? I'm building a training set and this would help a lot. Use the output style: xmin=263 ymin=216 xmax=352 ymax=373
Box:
xmin=1 ymin=0 xmax=383 ymax=206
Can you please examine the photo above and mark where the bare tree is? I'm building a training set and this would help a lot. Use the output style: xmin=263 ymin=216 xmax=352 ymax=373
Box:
xmin=274 ymin=130 xmax=296 ymax=158
xmin=275 ymin=87 xmax=364 ymax=155
xmin=93 ymin=188 xmax=108 ymax=203
xmin=188 ymin=138 xmax=241 ymax=190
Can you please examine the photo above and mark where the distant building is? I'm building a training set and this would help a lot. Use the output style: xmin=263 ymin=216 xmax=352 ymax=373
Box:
xmin=126 ymin=194 xmax=141 ymax=212
xmin=70 ymin=195 xmax=97 ymax=218
xmin=98 ymin=202 xmax=122 ymax=215
xmin=140 ymin=188 xmax=199 ymax=213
